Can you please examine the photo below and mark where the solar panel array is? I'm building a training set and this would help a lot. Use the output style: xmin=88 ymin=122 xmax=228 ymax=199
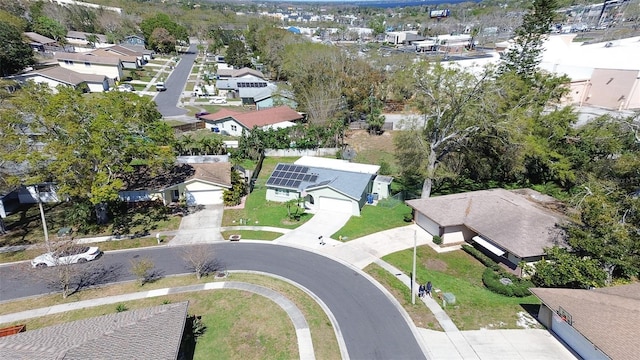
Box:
xmin=266 ymin=164 xmax=318 ymax=189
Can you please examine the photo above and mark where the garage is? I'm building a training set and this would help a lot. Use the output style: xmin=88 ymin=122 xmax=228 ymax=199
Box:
xmin=318 ymin=196 xmax=353 ymax=214
xmin=416 ymin=213 xmax=440 ymax=236
xmin=185 ymin=189 xmax=223 ymax=205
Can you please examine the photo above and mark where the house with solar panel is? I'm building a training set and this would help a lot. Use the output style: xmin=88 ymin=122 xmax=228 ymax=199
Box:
xmin=265 ymin=156 xmax=392 ymax=216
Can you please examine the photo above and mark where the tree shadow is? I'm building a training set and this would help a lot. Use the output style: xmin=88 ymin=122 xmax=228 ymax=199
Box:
xmin=71 ymin=263 xmax=125 ymax=295
xmin=143 ymin=268 xmax=165 ymax=285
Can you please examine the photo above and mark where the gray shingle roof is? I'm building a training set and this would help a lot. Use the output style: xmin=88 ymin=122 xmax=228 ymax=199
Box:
xmin=0 ymin=301 xmax=189 ymax=360
xmin=531 ymin=284 xmax=640 ymax=360
xmin=406 ymin=188 xmax=568 ymax=258
xmin=267 ymin=163 xmax=373 ymax=200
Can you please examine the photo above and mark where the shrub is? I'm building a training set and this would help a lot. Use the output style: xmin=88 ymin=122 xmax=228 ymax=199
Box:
xmin=403 ymin=213 xmax=413 ymax=222
xmin=482 ymin=268 xmax=533 ymax=297
xmin=378 ymin=160 xmax=392 ymax=175
xmin=432 ymin=235 xmax=443 ymax=245
xmin=116 ymin=303 xmax=128 ymax=312
xmin=462 ymin=244 xmax=500 ymax=271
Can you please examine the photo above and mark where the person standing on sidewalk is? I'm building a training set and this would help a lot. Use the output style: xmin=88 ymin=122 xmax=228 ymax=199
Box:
xmin=426 ymin=281 xmax=433 ymax=298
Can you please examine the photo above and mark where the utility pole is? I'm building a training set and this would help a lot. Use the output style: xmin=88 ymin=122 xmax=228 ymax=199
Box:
xmin=411 ymin=229 xmax=417 ymax=305
xmin=34 ymin=185 xmax=51 ymax=252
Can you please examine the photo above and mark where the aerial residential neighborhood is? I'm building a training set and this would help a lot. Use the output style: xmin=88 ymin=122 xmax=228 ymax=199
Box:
xmin=0 ymin=0 xmax=639 ymax=359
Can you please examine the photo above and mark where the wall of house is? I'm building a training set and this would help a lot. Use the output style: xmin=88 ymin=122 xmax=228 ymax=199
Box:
xmin=205 ymin=119 xmax=244 ymax=137
xmin=266 ymin=187 xmax=300 ymax=203
xmin=59 ymin=61 xmax=123 ymax=80
xmin=87 ymin=80 xmax=108 ymax=92
xmin=306 ymin=187 xmax=359 ymax=215
xmin=19 ymin=75 xmax=72 ymax=92
xmin=442 ymin=225 xmax=472 ymax=245
xmin=415 ymin=213 xmax=440 ymax=237
xmin=549 ymin=311 xmax=609 ymax=360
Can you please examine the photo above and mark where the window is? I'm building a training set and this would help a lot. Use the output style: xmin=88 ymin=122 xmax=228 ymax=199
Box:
xmin=64 ymin=60 xmax=74 ymax=65
xmin=84 ymin=62 xmax=91 ymax=67
xmin=275 ymin=189 xmax=289 ymax=196
xmin=231 ymin=125 xmax=237 ymax=131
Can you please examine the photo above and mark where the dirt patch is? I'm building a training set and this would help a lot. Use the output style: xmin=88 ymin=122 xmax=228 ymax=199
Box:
xmin=423 ymin=258 xmax=448 ymax=272
xmin=345 ymin=130 xmax=396 ymax=153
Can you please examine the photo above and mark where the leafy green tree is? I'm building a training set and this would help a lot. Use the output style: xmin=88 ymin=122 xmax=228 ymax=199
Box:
xmin=1 ymin=84 xmax=175 ymax=224
xmin=64 ymin=5 xmax=98 ymax=33
xmin=149 ymin=27 xmax=176 ymax=54
xmin=223 ymin=170 xmax=246 ymax=206
xmin=32 ymin=16 xmax=67 ymax=43
xmin=140 ymin=13 xmax=188 ymax=49
xmin=394 ymin=61 xmax=495 ymax=198
xmin=0 ymin=22 xmax=34 ymax=76
xmin=530 ymin=246 xmax=606 ymax=288
xmin=364 ymin=95 xmax=385 ymax=135
xmin=85 ymin=33 xmax=98 ymax=48
xmin=499 ymin=0 xmax=559 ymax=81
xmin=0 ymin=9 xmax=27 ymax=30
xmin=225 ymin=39 xmax=251 ymax=68
xmin=368 ymin=16 xmax=386 ymax=38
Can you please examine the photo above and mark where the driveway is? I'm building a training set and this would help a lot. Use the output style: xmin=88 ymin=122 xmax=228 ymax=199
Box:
xmin=273 ymin=210 xmax=352 ymax=248
xmin=154 ymin=43 xmax=197 ymax=117
xmin=169 ymin=205 xmax=224 ymax=245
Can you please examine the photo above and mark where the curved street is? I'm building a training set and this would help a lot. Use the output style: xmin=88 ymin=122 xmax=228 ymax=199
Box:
xmin=0 ymin=242 xmax=427 ymax=360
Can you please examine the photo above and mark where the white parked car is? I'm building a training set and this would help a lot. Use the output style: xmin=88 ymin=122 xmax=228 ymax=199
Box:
xmin=31 ymin=246 xmax=102 ymax=268
xmin=116 ymin=84 xmax=134 ymax=92
xmin=209 ymin=96 xmax=227 ymax=104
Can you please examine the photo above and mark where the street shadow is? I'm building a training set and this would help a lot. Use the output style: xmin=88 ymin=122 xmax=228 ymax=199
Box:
xmin=71 ymin=263 xmax=125 ymax=294
xmin=144 ymin=268 xmax=165 ymax=285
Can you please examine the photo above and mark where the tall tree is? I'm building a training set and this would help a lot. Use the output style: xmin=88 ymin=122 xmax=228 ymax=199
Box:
xmin=32 ymin=16 xmax=67 ymax=43
xmin=140 ymin=13 xmax=188 ymax=48
xmin=1 ymin=84 xmax=175 ymax=223
xmin=225 ymin=39 xmax=251 ymax=68
xmin=394 ymin=61 xmax=495 ymax=198
xmin=149 ymin=27 xmax=176 ymax=54
xmin=499 ymin=0 xmax=559 ymax=81
xmin=0 ymin=22 xmax=34 ymax=76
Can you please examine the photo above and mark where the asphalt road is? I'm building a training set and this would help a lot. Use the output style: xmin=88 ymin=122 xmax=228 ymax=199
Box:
xmin=0 ymin=243 xmax=427 ymax=360
xmin=154 ymin=43 xmax=197 ymax=117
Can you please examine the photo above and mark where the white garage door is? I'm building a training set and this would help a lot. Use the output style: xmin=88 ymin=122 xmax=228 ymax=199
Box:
xmin=416 ymin=213 xmax=440 ymax=236
xmin=319 ymin=197 xmax=353 ymax=214
xmin=186 ymin=190 xmax=223 ymax=205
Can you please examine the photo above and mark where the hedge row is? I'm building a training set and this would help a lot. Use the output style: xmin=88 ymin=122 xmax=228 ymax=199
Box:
xmin=462 ymin=244 xmax=533 ymax=297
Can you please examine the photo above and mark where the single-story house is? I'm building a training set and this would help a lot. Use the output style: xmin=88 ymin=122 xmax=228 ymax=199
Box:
xmin=215 ymin=74 xmax=269 ymax=98
xmin=530 ymin=283 xmax=640 ymax=360
xmin=23 ymin=32 xmax=57 ymax=51
xmin=254 ymin=86 xmax=297 ymax=110
xmin=384 ymin=31 xmax=425 ymax=45
xmin=119 ymin=163 xmax=232 ymax=206
xmin=0 ymin=183 xmax=61 ymax=219
xmin=89 ymin=48 xmax=141 ymax=69
xmin=406 ymin=188 xmax=567 ymax=273
xmin=0 ymin=302 xmax=189 ymax=359
xmin=13 ymin=66 xmax=109 ymax=92
xmin=216 ymin=67 xmax=266 ymax=80
xmin=118 ymin=44 xmax=155 ymax=61
xmin=200 ymin=106 xmax=303 ymax=136
xmin=265 ymin=156 xmax=387 ymax=216
xmin=65 ymin=31 xmax=110 ymax=48
xmin=120 ymin=35 xmax=146 ymax=46
xmin=55 ymin=52 xmax=124 ymax=82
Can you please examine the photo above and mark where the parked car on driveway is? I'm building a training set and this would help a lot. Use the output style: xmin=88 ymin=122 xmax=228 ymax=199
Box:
xmin=195 ymin=111 xmax=210 ymax=119
xmin=156 ymin=82 xmax=167 ymax=91
xmin=31 ymin=246 xmax=102 ymax=268
xmin=209 ymin=96 xmax=227 ymax=104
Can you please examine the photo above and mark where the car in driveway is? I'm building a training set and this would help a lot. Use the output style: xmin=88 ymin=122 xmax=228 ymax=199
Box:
xmin=155 ymin=82 xmax=167 ymax=91
xmin=209 ymin=96 xmax=227 ymax=104
xmin=195 ymin=111 xmax=210 ymax=119
xmin=31 ymin=246 xmax=102 ymax=268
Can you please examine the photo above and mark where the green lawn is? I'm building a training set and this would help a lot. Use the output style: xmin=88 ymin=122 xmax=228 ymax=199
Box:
xmin=185 ymin=82 xmax=196 ymax=91
xmin=220 ymin=230 xmax=283 ymax=240
xmin=223 ymin=157 xmax=311 ymax=229
xmin=381 ymin=246 xmax=541 ymax=330
xmin=332 ymin=200 xmax=413 ymax=240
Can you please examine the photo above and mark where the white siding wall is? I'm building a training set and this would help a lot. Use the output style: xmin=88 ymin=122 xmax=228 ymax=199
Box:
xmin=307 ymin=187 xmax=359 ymax=216
xmin=266 ymin=188 xmax=300 ymax=202
xmin=205 ymin=119 xmax=245 ymax=136
xmin=415 ymin=213 xmax=440 ymax=236
xmin=59 ymin=61 xmax=123 ymax=80
xmin=550 ymin=312 xmax=609 ymax=360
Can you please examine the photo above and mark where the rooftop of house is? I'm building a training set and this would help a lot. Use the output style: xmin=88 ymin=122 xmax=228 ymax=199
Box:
xmin=54 ymin=52 xmax=122 ymax=66
xmin=122 ymin=163 xmax=232 ymax=191
xmin=267 ymin=163 xmax=374 ymax=200
xmin=0 ymin=301 xmax=189 ymax=359
xmin=217 ymin=67 xmax=266 ymax=79
xmin=21 ymin=66 xmax=107 ymax=85
xmin=531 ymin=283 xmax=640 ymax=360
xmin=23 ymin=32 xmax=56 ymax=45
xmin=66 ymin=31 xmax=108 ymax=43
xmin=200 ymin=106 xmax=302 ymax=129
xmin=294 ymin=156 xmax=380 ymax=174
xmin=406 ymin=188 xmax=568 ymax=258
xmin=89 ymin=48 xmax=139 ymax=62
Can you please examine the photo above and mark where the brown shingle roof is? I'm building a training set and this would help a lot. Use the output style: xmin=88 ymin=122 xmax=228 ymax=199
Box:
xmin=217 ymin=67 xmax=265 ymax=79
xmin=26 ymin=66 xmax=107 ymax=85
xmin=89 ymin=48 xmax=138 ymax=63
xmin=201 ymin=106 xmax=302 ymax=129
xmin=55 ymin=52 xmax=122 ymax=66
xmin=531 ymin=284 xmax=640 ymax=360
xmin=0 ymin=301 xmax=189 ymax=360
xmin=406 ymin=188 xmax=568 ymax=257
xmin=123 ymin=163 xmax=232 ymax=191
xmin=23 ymin=32 xmax=56 ymax=45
